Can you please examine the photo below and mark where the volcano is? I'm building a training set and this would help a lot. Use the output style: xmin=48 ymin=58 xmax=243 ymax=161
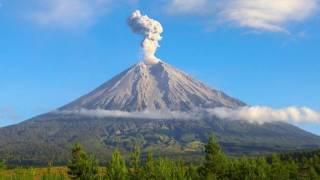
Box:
xmin=0 ymin=61 xmax=320 ymax=165
xmin=61 ymin=61 xmax=244 ymax=112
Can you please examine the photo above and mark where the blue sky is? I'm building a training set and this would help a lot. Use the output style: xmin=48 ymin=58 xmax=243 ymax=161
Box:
xmin=0 ymin=0 xmax=320 ymax=134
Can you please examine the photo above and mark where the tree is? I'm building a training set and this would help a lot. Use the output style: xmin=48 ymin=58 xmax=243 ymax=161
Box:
xmin=285 ymin=158 xmax=298 ymax=179
xmin=308 ymin=167 xmax=319 ymax=180
xmin=185 ymin=164 xmax=200 ymax=180
xmin=236 ymin=157 xmax=257 ymax=180
xmin=255 ymin=157 xmax=270 ymax=179
xmin=311 ymin=155 xmax=320 ymax=175
xmin=128 ymin=146 xmax=142 ymax=180
xmin=270 ymin=154 xmax=289 ymax=180
xmin=143 ymin=151 xmax=156 ymax=179
xmin=0 ymin=160 xmax=5 ymax=170
xmin=199 ymin=135 xmax=228 ymax=179
xmin=67 ymin=143 xmax=99 ymax=180
xmin=106 ymin=149 xmax=128 ymax=180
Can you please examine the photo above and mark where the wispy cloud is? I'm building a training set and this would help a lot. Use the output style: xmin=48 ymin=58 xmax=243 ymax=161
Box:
xmin=0 ymin=107 xmax=19 ymax=123
xmin=167 ymin=0 xmax=213 ymax=15
xmin=30 ymin=0 xmax=112 ymax=28
xmin=58 ymin=109 xmax=197 ymax=120
xmin=166 ymin=0 xmax=318 ymax=32
xmin=57 ymin=106 xmax=320 ymax=125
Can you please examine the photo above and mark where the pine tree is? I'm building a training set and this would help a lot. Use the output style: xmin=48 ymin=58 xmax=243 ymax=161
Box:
xmin=185 ymin=164 xmax=200 ymax=180
xmin=0 ymin=160 xmax=5 ymax=170
xmin=143 ymin=152 xmax=156 ymax=179
xmin=312 ymin=155 xmax=320 ymax=174
xmin=308 ymin=167 xmax=319 ymax=180
xmin=128 ymin=146 xmax=142 ymax=180
xmin=270 ymin=154 xmax=289 ymax=180
xmin=155 ymin=158 xmax=173 ymax=179
xmin=199 ymin=135 xmax=228 ymax=179
xmin=106 ymin=149 xmax=128 ymax=180
xmin=238 ymin=158 xmax=257 ymax=180
xmin=67 ymin=143 xmax=99 ymax=180
xmin=286 ymin=158 xmax=298 ymax=179
xmin=255 ymin=157 xmax=270 ymax=180
xmin=172 ymin=160 xmax=187 ymax=180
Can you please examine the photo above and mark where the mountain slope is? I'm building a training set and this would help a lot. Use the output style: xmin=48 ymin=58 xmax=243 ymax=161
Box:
xmin=61 ymin=61 xmax=245 ymax=112
xmin=1 ymin=113 xmax=320 ymax=165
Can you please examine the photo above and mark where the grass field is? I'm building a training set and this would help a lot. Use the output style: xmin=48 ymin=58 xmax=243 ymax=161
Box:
xmin=0 ymin=167 xmax=69 ymax=180
xmin=0 ymin=167 xmax=110 ymax=179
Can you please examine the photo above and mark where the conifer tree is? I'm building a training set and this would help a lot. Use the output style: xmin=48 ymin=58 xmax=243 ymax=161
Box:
xmin=185 ymin=164 xmax=200 ymax=180
xmin=199 ymin=135 xmax=228 ymax=179
xmin=270 ymin=154 xmax=289 ymax=180
xmin=67 ymin=143 xmax=99 ymax=180
xmin=255 ymin=157 xmax=270 ymax=179
xmin=128 ymin=146 xmax=142 ymax=180
xmin=143 ymin=152 xmax=156 ymax=179
xmin=107 ymin=149 xmax=128 ymax=180
xmin=308 ymin=167 xmax=319 ymax=180
xmin=0 ymin=160 xmax=5 ymax=170
xmin=286 ymin=158 xmax=298 ymax=179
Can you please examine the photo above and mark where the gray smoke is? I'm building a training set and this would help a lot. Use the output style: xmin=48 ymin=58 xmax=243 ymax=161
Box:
xmin=128 ymin=10 xmax=163 ymax=64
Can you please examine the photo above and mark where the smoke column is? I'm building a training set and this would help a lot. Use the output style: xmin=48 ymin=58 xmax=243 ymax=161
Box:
xmin=128 ymin=10 xmax=163 ymax=64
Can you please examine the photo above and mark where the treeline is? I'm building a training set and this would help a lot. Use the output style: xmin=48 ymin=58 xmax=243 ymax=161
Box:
xmin=64 ymin=136 xmax=320 ymax=179
xmin=1 ymin=136 xmax=320 ymax=179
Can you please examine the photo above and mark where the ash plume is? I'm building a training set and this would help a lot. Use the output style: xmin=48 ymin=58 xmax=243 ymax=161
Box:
xmin=128 ymin=10 xmax=163 ymax=64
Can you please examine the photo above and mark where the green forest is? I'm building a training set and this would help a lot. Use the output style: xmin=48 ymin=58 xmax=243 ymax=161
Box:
xmin=1 ymin=136 xmax=320 ymax=180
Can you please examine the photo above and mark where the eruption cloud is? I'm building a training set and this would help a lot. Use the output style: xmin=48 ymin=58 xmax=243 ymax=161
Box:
xmin=128 ymin=10 xmax=163 ymax=64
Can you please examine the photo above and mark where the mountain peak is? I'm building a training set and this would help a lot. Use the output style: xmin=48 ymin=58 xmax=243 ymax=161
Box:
xmin=60 ymin=62 xmax=245 ymax=112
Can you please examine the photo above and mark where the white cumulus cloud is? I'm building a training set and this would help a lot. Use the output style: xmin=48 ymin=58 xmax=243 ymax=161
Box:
xmin=209 ymin=106 xmax=320 ymax=124
xmin=166 ymin=0 xmax=318 ymax=32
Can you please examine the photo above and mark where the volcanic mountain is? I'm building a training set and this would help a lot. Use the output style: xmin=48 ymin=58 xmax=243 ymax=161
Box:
xmin=0 ymin=61 xmax=319 ymax=165
xmin=61 ymin=61 xmax=244 ymax=112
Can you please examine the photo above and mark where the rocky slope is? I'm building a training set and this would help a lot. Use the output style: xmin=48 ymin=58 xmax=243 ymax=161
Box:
xmin=61 ymin=61 xmax=245 ymax=112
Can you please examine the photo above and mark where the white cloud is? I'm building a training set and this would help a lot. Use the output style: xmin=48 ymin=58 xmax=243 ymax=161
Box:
xmin=58 ymin=109 xmax=198 ymax=120
xmin=30 ymin=0 xmax=112 ymax=28
xmin=209 ymin=106 xmax=320 ymax=124
xmin=57 ymin=106 xmax=320 ymax=125
xmin=166 ymin=0 xmax=318 ymax=32
xmin=167 ymin=0 xmax=213 ymax=15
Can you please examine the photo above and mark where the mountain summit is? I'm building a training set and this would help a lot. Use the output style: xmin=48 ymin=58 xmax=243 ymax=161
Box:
xmin=61 ymin=61 xmax=244 ymax=112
